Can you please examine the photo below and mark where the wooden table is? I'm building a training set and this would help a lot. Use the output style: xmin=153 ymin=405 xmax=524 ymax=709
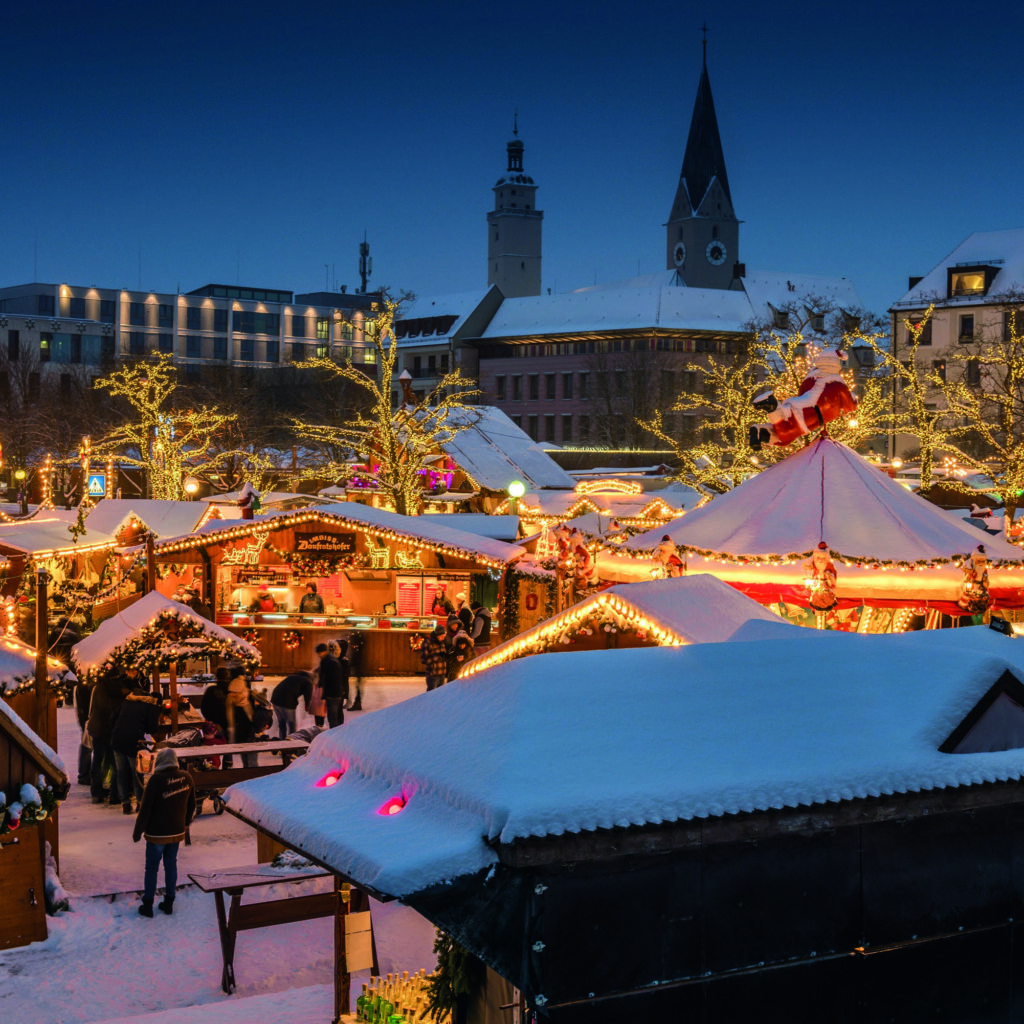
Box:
xmin=189 ymin=862 xmax=375 ymax=1022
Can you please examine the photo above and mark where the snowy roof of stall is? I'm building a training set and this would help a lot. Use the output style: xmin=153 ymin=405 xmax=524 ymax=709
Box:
xmin=626 ymin=437 xmax=1024 ymax=566
xmin=479 ymin=278 xmax=753 ymax=339
xmin=419 ymin=514 xmax=520 ymax=543
xmin=895 ymin=228 xmax=1024 ymax=306
xmin=440 ymin=407 xmax=574 ymax=491
xmin=0 ymin=688 xmax=66 ymax=782
xmin=71 ymin=590 xmax=260 ymax=678
xmin=518 ymin=486 xmax=697 ymax=519
xmin=226 ymin=626 xmax=1024 ymax=899
xmin=461 ymin=574 xmax=797 ymax=677
xmin=85 ymin=499 xmax=206 ymax=539
xmin=0 ymin=634 xmax=68 ymax=693
xmin=0 ymin=515 xmax=118 ymax=555
xmin=154 ymin=503 xmax=525 ymax=567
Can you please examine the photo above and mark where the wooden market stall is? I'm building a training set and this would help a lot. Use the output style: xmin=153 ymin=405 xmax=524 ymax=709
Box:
xmin=148 ymin=504 xmax=526 ymax=674
xmin=607 ymin=437 xmax=1024 ymax=631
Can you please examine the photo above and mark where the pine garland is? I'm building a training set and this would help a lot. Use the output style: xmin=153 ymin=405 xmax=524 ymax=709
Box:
xmin=0 ymin=776 xmax=66 ymax=836
xmin=424 ymin=930 xmax=483 ymax=1022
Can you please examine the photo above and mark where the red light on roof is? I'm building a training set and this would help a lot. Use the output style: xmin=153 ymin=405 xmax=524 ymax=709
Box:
xmin=378 ymin=796 xmax=406 ymax=816
xmin=317 ymin=769 xmax=346 ymax=788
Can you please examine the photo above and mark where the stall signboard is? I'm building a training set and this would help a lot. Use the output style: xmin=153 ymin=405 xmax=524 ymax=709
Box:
xmin=396 ymin=576 xmax=423 ymax=616
xmin=293 ymin=531 xmax=357 ymax=556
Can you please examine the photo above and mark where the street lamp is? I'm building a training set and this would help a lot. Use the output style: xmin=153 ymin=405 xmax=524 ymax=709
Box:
xmin=507 ymin=479 xmax=526 ymax=516
xmin=183 ymin=476 xmax=200 ymax=499
xmin=14 ymin=469 xmax=27 ymax=516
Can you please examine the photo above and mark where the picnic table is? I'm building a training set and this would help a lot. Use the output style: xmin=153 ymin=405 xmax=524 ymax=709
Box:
xmin=188 ymin=862 xmax=376 ymax=1021
xmin=165 ymin=739 xmax=310 ymax=811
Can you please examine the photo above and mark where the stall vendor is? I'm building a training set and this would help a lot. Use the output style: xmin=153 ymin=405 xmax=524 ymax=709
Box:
xmin=299 ymin=582 xmax=325 ymax=614
xmin=248 ymin=584 xmax=277 ymax=613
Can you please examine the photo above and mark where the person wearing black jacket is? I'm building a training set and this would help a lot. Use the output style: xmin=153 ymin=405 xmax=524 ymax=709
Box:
xmin=315 ymin=643 xmax=347 ymax=728
xmin=133 ymin=748 xmax=196 ymax=917
xmin=87 ymin=668 xmax=132 ymax=805
xmin=200 ymin=668 xmax=230 ymax=734
xmin=111 ymin=678 xmax=164 ymax=814
xmin=73 ymin=673 xmax=92 ymax=785
xmin=270 ymin=671 xmax=313 ymax=739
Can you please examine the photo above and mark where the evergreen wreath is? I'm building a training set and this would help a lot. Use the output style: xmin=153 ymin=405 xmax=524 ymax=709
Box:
xmin=282 ymin=629 xmax=302 ymax=650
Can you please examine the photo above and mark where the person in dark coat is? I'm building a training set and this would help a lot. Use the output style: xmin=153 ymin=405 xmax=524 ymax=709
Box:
xmin=346 ymin=631 xmax=365 ymax=710
xmin=87 ymin=668 xmax=133 ymax=805
xmin=200 ymin=668 xmax=230 ymax=733
xmin=455 ymin=592 xmax=473 ymax=631
xmin=270 ymin=671 xmax=313 ymax=739
xmin=470 ymin=603 xmax=493 ymax=653
xmin=73 ymin=672 xmax=93 ymax=786
xmin=298 ymin=583 xmax=325 ymax=614
xmin=444 ymin=615 xmax=475 ymax=683
xmin=111 ymin=675 xmax=164 ymax=814
xmin=420 ymin=626 xmax=447 ymax=691
xmin=315 ymin=643 xmax=347 ymax=728
xmin=133 ymin=748 xmax=196 ymax=917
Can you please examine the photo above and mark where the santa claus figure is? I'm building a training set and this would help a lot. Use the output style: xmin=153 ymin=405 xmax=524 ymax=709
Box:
xmin=654 ymin=535 xmax=684 ymax=578
xmin=237 ymin=481 xmax=261 ymax=520
xmin=804 ymin=541 xmax=837 ymax=628
xmin=749 ymin=348 xmax=857 ymax=451
xmin=957 ymin=544 xmax=992 ymax=615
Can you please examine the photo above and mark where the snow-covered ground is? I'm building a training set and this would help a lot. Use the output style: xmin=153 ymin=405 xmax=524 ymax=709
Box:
xmin=0 ymin=676 xmax=438 ymax=1023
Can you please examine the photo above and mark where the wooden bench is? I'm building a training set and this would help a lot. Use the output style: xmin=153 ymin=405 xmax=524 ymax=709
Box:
xmin=188 ymin=862 xmax=376 ymax=1020
xmin=162 ymin=739 xmax=310 ymax=808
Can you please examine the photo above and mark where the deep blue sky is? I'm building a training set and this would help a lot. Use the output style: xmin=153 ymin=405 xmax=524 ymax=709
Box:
xmin=5 ymin=0 xmax=1024 ymax=319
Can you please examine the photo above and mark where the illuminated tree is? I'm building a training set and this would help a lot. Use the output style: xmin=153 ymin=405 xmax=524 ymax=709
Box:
xmin=93 ymin=355 xmax=245 ymax=500
xmin=293 ymin=298 xmax=481 ymax=515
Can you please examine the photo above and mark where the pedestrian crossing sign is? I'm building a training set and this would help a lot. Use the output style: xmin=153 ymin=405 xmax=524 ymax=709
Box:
xmin=87 ymin=474 xmax=106 ymax=497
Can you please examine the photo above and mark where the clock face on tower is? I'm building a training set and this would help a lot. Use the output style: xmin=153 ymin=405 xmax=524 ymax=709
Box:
xmin=705 ymin=240 xmax=728 ymax=266
xmin=672 ymin=241 xmax=687 ymax=267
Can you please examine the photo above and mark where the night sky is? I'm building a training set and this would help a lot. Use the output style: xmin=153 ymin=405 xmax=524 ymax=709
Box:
xmin=5 ymin=0 xmax=1024 ymax=318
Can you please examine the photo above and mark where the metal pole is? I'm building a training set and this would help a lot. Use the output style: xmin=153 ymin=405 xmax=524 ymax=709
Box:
xmin=34 ymin=569 xmax=51 ymax=745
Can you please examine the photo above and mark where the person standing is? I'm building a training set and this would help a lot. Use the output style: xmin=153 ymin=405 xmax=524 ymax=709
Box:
xmin=455 ymin=592 xmax=473 ymax=631
xmin=270 ymin=670 xmax=313 ymax=740
xmin=420 ymin=626 xmax=447 ymax=691
xmin=73 ymin=672 xmax=92 ymax=786
xmin=470 ymin=603 xmax=493 ymax=654
xmin=133 ymin=748 xmax=196 ymax=918
xmin=225 ymin=666 xmax=258 ymax=768
xmin=308 ymin=664 xmax=326 ymax=727
xmin=444 ymin=615 xmax=475 ymax=683
xmin=87 ymin=667 xmax=131 ymax=805
xmin=315 ymin=643 xmax=347 ymax=728
xmin=346 ymin=631 xmax=365 ymax=710
xmin=110 ymin=671 xmax=164 ymax=814
xmin=299 ymin=583 xmax=325 ymax=614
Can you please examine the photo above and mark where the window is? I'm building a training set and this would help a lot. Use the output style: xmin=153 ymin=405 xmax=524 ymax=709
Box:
xmin=510 ymin=414 xmax=523 ymax=429
xmin=495 ymin=375 xmax=506 ymax=400
xmin=512 ymin=375 xmax=522 ymax=401
xmin=240 ymin=338 xmax=254 ymax=361
xmin=60 ymin=373 xmax=72 ymax=398
xmin=316 ymin=342 xmax=329 ymax=359
xmin=661 ymin=369 xmax=674 ymax=395
xmin=578 ymin=371 xmax=589 ymax=400
xmin=186 ymin=335 xmax=201 ymax=358
xmin=129 ymin=302 xmax=146 ymax=326
xmin=562 ymin=372 xmax=573 ymax=400
xmin=70 ymin=335 xmax=82 ymax=364
xmin=40 ymin=332 xmax=52 ymax=362
xmin=290 ymin=343 xmax=306 ymax=362
xmin=544 ymin=414 xmax=556 ymax=441
xmin=186 ymin=307 xmax=202 ymax=330
xmin=948 ymin=266 xmax=998 ymax=297
xmin=316 ymin=317 xmax=330 ymax=340
xmin=7 ymin=329 xmax=19 ymax=361
xmin=933 ymin=359 xmax=946 ymax=382
xmin=213 ymin=336 xmax=228 ymax=360
xmin=233 ymin=311 xmax=280 ymax=335
xmin=578 ymin=414 xmax=590 ymax=442
xmin=562 ymin=415 xmax=573 ymax=443
xmin=266 ymin=341 xmax=279 ymax=362
xmin=959 ymin=314 xmax=975 ymax=342
xmin=291 ymin=314 xmax=307 ymax=338
xmin=158 ymin=304 xmax=173 ymax=327
xmin=100 ymin=299 xmax=116 ymax=324
xmin=527 ymin=414 xmax=539 ymax=440
xmin=69 ymin=297 xmax=86 ymax=319
xmin=37 ymin=294 xmax=54 ymax=314
xmin=528 ymin=374 xmax=539 ymax=401
xmin=545 ymin=373 xmax=556 ymax=399
xmin=158 ymin=333 xmax=173 ymax=354
xmin=128 ymin=332 xmax=146 ymax=356
xmin=101 ymin=337 xmax=116 ymax=363
xmin=213 ymin=308 xmax=228 ymax=333
xmin=907 ymin=318 xmax=932 ymax=345
xmin=966 ymin=357 xmax=981 ymax=387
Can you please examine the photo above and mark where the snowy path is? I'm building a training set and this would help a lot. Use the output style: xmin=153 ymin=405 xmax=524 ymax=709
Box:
xmin=0 ymin=676 xmax=439 ymax=1023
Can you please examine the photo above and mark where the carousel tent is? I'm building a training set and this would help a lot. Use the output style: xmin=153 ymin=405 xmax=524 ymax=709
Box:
xmin=70 ymin=590 xmax=260 ymax=680
xmin=623 ymin=438 xmax=1024 ymax=566
xmin=460 ymin=574 xmax=798 ymax=677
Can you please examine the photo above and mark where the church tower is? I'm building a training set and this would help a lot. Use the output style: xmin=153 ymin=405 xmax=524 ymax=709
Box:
xmin=487 ymin=118 xmax=543 ymax=297
xmin=665 ymin=39 xmax=740 ymax=290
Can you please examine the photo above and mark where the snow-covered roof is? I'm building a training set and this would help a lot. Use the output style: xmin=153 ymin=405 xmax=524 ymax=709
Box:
xmin=155 ymin=504 xmax=526 ymax=568
xmin=740 ymin=270 xmax=863 ymax=321
xmin=420 ymin=513 xmax=520 ymax=542
xmin=440 ymin=406 xmax=575 ymax=491
xmin=626 ymin=438 xmax=1024 ymax=566
xmin=226 ymin=627 xmax=1024 ymax=899
xmin=895 ymin=228 xmax=1024 ymax=306
xmin=0 ymin=515 xmax=118 ymax=555
xmin=71 ymin=590 xmax=260 ymax=678
xmin=395 ymin=290 xmax=494 ymax=344
xmin=0 ymin=634 xmax=68 ymax=692
xmin=479 ymin=281 xmax=753 ymax=339
xmin=462 ymin=574 xmax=798 ymax=677
xmin=85 ymin=499 xmax=205 ymax=539
xmin=0 ymin=688 xmax=65 ymax=782
xmin=518 ymin=487 xmax=696 ymax=519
